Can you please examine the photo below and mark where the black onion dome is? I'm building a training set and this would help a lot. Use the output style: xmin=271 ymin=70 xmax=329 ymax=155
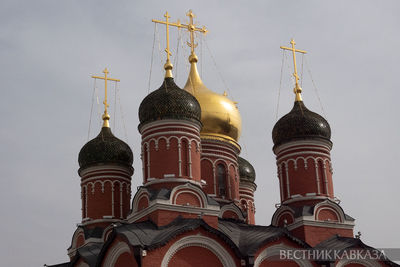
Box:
xmin=272 ymin=101 xmax=331 ymax=147
xmin=238 ymin=157 xmax=256 ymax=183
xmin=138 ymin=77 xmax=201 ymax=128
xmin=78 ymin=127 xmax=133 ymax=170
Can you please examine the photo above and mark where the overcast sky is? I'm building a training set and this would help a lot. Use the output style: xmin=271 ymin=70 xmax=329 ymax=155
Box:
xmin=1 ymin=1 xmax=399 ymax=266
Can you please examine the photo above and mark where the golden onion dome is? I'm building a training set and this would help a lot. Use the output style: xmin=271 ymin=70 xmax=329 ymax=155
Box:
xmin=183 ymin=54 xmax=242 ymax=144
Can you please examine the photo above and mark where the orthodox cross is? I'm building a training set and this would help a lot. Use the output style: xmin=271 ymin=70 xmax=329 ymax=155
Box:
xmin=152 ymin=11 xmax=182 ymax=77
xmin=181 ymin=10 xmax=207 ymax=56
xmin=152 ymin=10 xmax=207 ymax=71
xmin=280 ymin=39 xmax=307 ymax=101
xmin=92 ymin=68 xmax=120 ymax=127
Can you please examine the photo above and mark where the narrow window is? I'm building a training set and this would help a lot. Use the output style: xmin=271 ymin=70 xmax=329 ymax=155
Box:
xmin=217 ymin=164 xmax=227 ymax=197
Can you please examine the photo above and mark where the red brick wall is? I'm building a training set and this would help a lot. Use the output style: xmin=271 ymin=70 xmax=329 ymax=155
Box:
xmin=290 ymin=225 xmax=353 ymax=246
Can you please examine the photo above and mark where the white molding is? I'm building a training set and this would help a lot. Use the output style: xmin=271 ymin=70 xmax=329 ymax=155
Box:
xmin=287 ymin=218 xmax=355 ymax=231
xmin=81 ymin=175 xmax=131 ymax=185
xmin=142 ymin=131 xmax=200 ymax=143
xmin=80 ymin=218 xmax=122 ymax=227
xmin=219 ymin=203 xmax=245 ymax=220
xmin=103 ymin=241 xmax=132 ymax=267
xmin=271 ymin=206 xmax=295 ymax=226
xmin=315 ymin=206 xmax=341 ymax=222
xmin=127 ymin=202 xmax=220 ymax=223
xmin=132 ymin=188 xmax=149 ymax=212
xmin=201 ymin=152 xmax=237 ymax=163
xmin=278 ymin=151 xmax=331 ymax=162
xmin=161 ymin=235 xmax=236 ymax=267
xmin=282 ymin=195 xmax=333 ymax=205
xmin=139 ymin=119 xmax=201 ymax=133
xmin=143 ymin=177 xmax=202 ymax=187
xmin=274 ymin=140 xmax=332 ymax=155
xmin=201 ymin=139 xmax=240 ymax=154
xmin=79 ymin=165 xmax=133 ymax=177
xmin=254 ymin=243 xmax=313 ymax=267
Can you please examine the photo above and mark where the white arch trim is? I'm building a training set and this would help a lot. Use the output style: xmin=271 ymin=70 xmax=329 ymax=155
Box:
xmin=161 ymin=235 xmax=236 ymax=267
xmin=254 ymin=243 xmax=313 ymax=267
xmin=102 ymin=241 xmax=132 ymax=267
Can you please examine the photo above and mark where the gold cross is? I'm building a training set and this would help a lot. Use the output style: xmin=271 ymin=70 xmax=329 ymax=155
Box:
xmin=280 ymin=39 xmax=307 ymax=101
xmin=152 ymin=11 xmax=182 ymax=77
xmin=92 ymin=68 xmax=120 ymax=127
xmin=152 ymin=10 xmax=207 ymax=72
xmin=182 ymin=10 xmax=207 ymax=56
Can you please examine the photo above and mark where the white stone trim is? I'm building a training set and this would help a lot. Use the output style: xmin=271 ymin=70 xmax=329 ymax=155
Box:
xmin=81 ymin=175 xmax=131 ymax=185
xmin=127 ymin=202 xmax=220 ymax=223
xmin=285 ymin=163 xmax=290 ymax=198
xmin=80 ymin=218 xmax=122 ymax=227
xmin=315 ymin=206 xmax=341 ymax=223
xmin=172 ymin=189 xmax=204 ymax=208
xmin=282 ymin=195 xmax=333 ymax=205
xmin=142 ymin=131 xmax=200 ymax=143
xmin=102 ymin=241 xmax=132 ymax=267
xmin=274 ymin=140 xmax=332 ymax=155
xmin=143 ymin=177 xmax=202 ymax=187
xmin=287 ymin=218 xmax=355 ymax=231
xmin=278 ymin=151 xmax=331 ymax=162
xmin=139 ymin=119 xmax=201 ymax=134
xmin=254 ymin=243 xmax=313 ymax=267
xmin=219 ymin=203 xmax=245 ymax=220
xmin=161 ymin=235 xmax=236 ymax=267
xmin=79 ymin=165 xmax=133 ymax=177
xmin=132 ymin=189 xmax=150 ymax=212
xmin=178 ymin=139 xmax=182 ymax=177
xmin=201 ymin=140 xmax=240 ymax=155
xmin=202 ymin=152 xmax=237 ymax=163
xmin=271 ymin=206 xmax=295 ymax=226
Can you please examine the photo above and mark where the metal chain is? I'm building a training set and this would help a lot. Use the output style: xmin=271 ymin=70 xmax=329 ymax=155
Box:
xmin=148 ymin=23 xmax=157 ymax=93
xmin=275 ymin=50 xmax=285 ymax=121
xmin=204 ymin=38 xmax=235 ymax=100
xmin=304 ymin=56 xmax=326 ymax=117
xmin=88 ymin=79 xmax=96 ymax=140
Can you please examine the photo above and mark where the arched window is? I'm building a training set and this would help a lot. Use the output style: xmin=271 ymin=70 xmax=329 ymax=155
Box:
xmin=217 ymin=164 xmax=226 ymax=198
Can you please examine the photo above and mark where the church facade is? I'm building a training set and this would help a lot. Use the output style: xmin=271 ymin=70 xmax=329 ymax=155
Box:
xmin=48 ymin=11 xmax=398 ymax=267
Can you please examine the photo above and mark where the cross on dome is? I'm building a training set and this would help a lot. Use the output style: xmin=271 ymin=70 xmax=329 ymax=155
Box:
xmin=280 ymin=39 xmax=307 ymax=102
xmin=91 ymin=68 xmax=120 ymax=128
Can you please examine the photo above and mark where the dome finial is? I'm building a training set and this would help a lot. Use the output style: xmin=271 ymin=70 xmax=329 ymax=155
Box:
xmin=91 ymin=68 xmax=120 ymax=128
xmin=280 ymin=39 xmax=307 ymax=102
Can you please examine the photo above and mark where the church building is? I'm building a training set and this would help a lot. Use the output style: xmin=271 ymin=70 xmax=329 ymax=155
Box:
xmin=47 ymin=10 xmax=398 ymax=267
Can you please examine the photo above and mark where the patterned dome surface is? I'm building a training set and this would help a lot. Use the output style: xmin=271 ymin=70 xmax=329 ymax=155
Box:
xmin=78 ymin=127 xmax=133 ymax=169
xmin=238 ymin=157 xmax=256 ymax=183
xmin=138 ymin=77 xmax=201 ymax=127
xmin=272 ymin=101 xmax=331 ymax=147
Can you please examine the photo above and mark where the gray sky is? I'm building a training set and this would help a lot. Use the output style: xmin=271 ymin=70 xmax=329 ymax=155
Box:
xmin=1 ymin=1 xmax=399 ymax=266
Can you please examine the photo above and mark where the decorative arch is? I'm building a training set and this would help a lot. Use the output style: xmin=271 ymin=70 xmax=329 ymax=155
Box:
xmin=170 ymin=183 xmax=208 ymax=208
xmin=314 ymin=200 xmax=346 ymax=223
xmin=271 ymin=206 xmax=295 ymax=226
xmin=161 ymin=235 xmax=235 ymax=267
xmin=254 ymin=244 xmax=313 ymax=267
xmin=102 ymin=241 xmax=133 ymax=267
xmin=132 ymin=188 xmax=150 ymax=212
xmin=219 ymin=203 xmax=245 ymax=221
